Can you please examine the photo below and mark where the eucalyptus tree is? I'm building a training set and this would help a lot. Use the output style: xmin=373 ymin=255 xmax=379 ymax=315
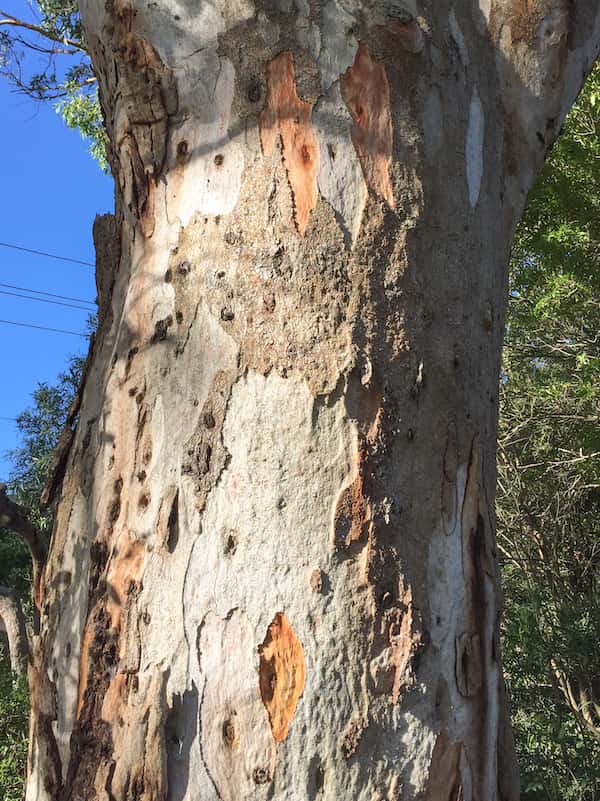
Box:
xmin=9 ymin=3 xmax=600 ymax=801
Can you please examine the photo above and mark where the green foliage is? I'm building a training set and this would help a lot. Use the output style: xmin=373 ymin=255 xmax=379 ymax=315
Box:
xmin=57 ymin=86 xmax=108 ymax=170
xmin=0 ymin=650 xmax=29 ymax=801
xmin=0 ymin=355 xmax=82 ymax=799
xmin=8 ymin=354 xmax=84 ymax=526
xmin=499 ymin=63 xmax=600 ymax=800
xmin=0 ymin=1 xmax=106 ymax=168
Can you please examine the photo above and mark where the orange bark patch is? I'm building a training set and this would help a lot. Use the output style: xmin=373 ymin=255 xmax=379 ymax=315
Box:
xmin=333 ymin=470 xmax=372 ymax=549
xmin=258 ymin=612 xmax=306 ymax=742
xmin=426 ymin=730 xmax=463 ymax=801
xmin=389 ymin=587 xmax=422 ymax=703
xmin=106 ymin=536 xmax=146 ymax=629
xmin=341 ymin=43 xmax=395 ymax=209
xmin=260 ymin=51 xmax=320 ymax=235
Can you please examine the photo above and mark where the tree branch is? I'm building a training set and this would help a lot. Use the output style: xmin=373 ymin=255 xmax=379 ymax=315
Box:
xmin=0 ymin=10 xmax=86 ymax=52
xmin=0 ymin=484 xmax=46 ymax=610
xmin=0 ymin=585 xmax=29 ymax=674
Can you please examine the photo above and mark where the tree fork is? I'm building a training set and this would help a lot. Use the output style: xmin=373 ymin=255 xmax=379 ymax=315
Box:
xmin=26 ymin=2 xmax=600 ymax=801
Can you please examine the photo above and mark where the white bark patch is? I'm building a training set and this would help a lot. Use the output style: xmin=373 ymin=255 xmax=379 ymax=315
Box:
xmin=197 ymin=610 xmax=277 ymax=799
xmin=179 ymin=370 xmax=393 ymax=798
xmin=49 ymin=491 xmax=92 ymax=780
xmin=428 ymin=462 xmax=469 ymax=707
xmin=465 ymin=88 xmax=484 ymax=208
xmin=315 ymin=83 xmax=368 ymax=245
xmin=449 ymin=9 xmax=469 ymax=66
xmin=132 ymin=2 xmax=248 ymax=221
xmin=318 ymin=0 xmax=358 ymax=92
xmin=166 ymin=57 xmax=244 ymax=224
xmin=473 ymin=0 xmax=491 ymax=35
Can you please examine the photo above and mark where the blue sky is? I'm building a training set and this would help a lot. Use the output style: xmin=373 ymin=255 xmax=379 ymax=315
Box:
xmin=0 ymin=78 xmax=113 ymax=479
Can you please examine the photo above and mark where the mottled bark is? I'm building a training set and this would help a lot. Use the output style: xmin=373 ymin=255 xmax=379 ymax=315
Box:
xmin=0 ymin=586 xmax=29 ymax=674
xmin=26 ymin=2 xmax=600 ymax=801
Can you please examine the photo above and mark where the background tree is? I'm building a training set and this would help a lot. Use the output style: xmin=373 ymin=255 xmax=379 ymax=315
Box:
xmin=0 ymin=0 xmax=106 ymax=166
xmin=0 ymin=357 xmax=81 ymax=801
xmin=498 ymin=63 xmax=600 ymax=800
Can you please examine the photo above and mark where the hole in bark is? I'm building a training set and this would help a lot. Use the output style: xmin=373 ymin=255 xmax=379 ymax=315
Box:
xmin=167 ymin=489 xmax=179 ymax=553
xmin=176 ymin=310 xmax=183 ymax=324
xmin=177 ymin=140 xmax=189 ymax=158
xmin=327 ymin=143 xmax=336 ymax=161
xmin=253 ymin=768 xmax=271 ymax=785
xmin=224 ymin=533 xmax=237 ymax=555
xmin=222 ymin=718 xmax=237 ymax=748
xmin=109 ymin=478 xmax=123 ymax=524
xmin=138 ymin=493 xmax=150 ymax=510
xmin=300 ymin=144 xmax=311 ymax=164
xmin=214 ymin=154 xmax=224 ymax=167
xmin=151 ymin=315 xmax=173 ymax=344
xmin=247 ymin=80 xmax=261 ymax=102
xmin=164 ymin=268 xmax=172 ymax=282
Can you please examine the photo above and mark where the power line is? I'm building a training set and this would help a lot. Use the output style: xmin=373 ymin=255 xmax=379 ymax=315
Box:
xmin=0 ymin=319 xmax=87 ymax=338
xmin=0 ymin=417 xmax=17 ymax=422
xmin=0 ymin=289 xmax=94 ymax=312
xmin=0 ymin=240 xmax=94 ymax=267
xmin=0 ymin=282 xmax=95 ymax=306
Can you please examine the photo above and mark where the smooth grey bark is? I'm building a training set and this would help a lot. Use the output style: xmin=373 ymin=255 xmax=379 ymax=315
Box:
xmin=25 ymin=3 xmax=600 ymax=801
xmin=0 ymin=586 xmax=29 ymax=674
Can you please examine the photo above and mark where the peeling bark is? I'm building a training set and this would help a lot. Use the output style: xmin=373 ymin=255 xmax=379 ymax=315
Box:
xmin=25 ymin=2 xmax=600 ymax=800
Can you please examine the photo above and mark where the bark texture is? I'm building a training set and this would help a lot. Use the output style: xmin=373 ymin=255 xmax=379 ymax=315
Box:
xmin=26 ymin=2 xmax=600 ymax=800
xmin=0 ymin=586 xmax=29 ymax=674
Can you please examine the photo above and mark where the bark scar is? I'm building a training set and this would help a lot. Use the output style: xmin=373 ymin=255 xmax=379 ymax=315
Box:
xmin=260 ymin=51 xmax=320 ymax=235
xmin=258 ymin=612 xmax=306 ymax=741
xmin=341 ymin=43 xmax=395 ymax=209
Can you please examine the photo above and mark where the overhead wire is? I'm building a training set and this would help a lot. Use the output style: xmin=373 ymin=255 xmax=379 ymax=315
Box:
xmin=0 ymin=282 xmax=95 ymax=306
xmin=0 ymin=240 xmax=94 ymax=267
xmin=0 ymin=319 xmax=88 ymax=338
xmin=0 ymin=289 xmax=95 ymax=311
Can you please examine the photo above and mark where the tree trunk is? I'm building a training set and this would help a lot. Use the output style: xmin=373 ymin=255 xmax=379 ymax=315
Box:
xmin=0 ymin=586 xmax=29 ymax=674
xmin=26 ymin=3 xmax=600 ymax=800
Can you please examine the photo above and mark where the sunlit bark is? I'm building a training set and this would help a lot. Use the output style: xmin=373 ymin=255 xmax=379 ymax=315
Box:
xmin=25 ymin=2 xmax=600 ymax=800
